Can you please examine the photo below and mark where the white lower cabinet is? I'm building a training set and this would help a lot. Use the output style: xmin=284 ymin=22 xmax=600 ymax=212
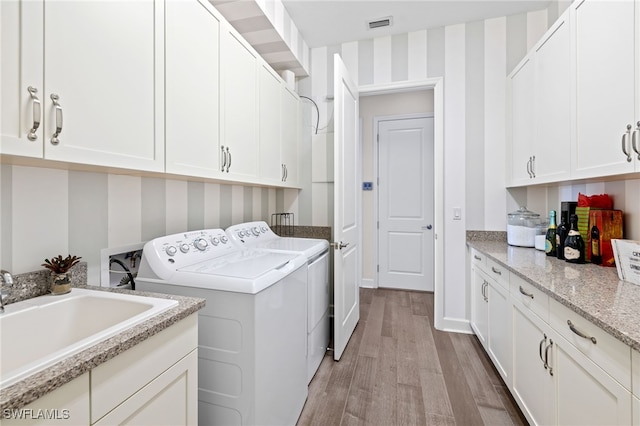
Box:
xmin=469 ymin=249 xmax=634 ymax=425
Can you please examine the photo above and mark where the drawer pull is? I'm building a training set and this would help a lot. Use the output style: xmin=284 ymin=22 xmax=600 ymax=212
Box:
xmin=545 ymin=340 xmax=554 ymax=376
xmin=50 ymin=93 xmax=63 ymax=145
xmin=539 ymin=334 xmax=547 ymax=366
xmin=474 ymin=255 xmax=482 ymax=261
xmin=27 ymin=86 xmax=41 ymax=140
xmin=491 ymin=266 xmax=502 ymax=275
xmin=519 ymin=286 xmax=534 ymax=299
xmin=567 ymin=320 xmax=597 ymax=344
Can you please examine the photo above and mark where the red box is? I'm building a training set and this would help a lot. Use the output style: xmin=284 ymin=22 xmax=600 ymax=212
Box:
xmin=588 ymin=210 xmax=623 ymax=266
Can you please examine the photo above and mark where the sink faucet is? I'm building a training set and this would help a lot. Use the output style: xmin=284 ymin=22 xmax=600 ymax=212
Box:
xmin=1 ymin=270 xmax=13 ymax=313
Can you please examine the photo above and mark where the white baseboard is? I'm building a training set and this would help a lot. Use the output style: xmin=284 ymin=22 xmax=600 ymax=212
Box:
xmin=435 ymin=317 xmax=473 ymax=334
xmin=360 ymin=278 xmax=375 ymax=288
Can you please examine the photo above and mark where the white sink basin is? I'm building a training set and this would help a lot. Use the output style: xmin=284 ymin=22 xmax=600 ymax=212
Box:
xmin=0 ymin=288 xmax=178 ymax=388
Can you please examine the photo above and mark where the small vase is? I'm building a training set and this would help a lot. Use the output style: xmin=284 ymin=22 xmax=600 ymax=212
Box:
xmin=51 ymin=272 xmax=72 ymax=295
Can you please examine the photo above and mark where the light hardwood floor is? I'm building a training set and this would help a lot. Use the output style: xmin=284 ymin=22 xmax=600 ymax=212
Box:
xmin=297 ymin=288 xmax=527 ymax=426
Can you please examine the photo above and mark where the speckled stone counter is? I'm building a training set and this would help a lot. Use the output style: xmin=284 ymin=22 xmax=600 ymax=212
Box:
xmin=467 ymin=238 xmax=640 ymax=353
xmin=0 ymin=286 xmax=205 ymax=415
xmin=274 ymin=226 xmax=331 ymax=241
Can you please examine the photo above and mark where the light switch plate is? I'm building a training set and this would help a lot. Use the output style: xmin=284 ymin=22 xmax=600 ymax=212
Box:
xmin=453 ymin=207 xmax=462 ymax=220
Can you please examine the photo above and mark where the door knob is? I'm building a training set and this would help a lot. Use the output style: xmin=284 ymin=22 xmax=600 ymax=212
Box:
xmin=421 ymin=225 xmax=433 ymax=230
xmin=331 ymin=241 xmax=349 ymax=250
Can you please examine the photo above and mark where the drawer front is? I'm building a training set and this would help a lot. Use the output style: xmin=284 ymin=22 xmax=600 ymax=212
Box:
xmin=549 ymin=298 xmax=631 ymax=390
xmin=470 ymin=248 xmax=486 ymax=268
xmin=510 ymin=273 xmax=549 ymax=322
xmin=485 ymin=257 xmax=509 ymax=290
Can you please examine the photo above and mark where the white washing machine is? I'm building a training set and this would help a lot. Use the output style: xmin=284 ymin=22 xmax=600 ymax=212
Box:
xmin=136 ymin=229 xmax=308 ymax=426
xmin=226 ymin=221 xmax=330 ymax=383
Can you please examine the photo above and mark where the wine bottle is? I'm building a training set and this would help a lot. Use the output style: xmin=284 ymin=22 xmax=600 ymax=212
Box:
xmin=590 ymin=224 xmax=602 ymax=265
xmin=545 ymin=210 xmax=557 ymax=257
xmin=564 ymin=214 xmax=585 ymax=264
xmin=556 ymin=217 xmax=568 ymax=260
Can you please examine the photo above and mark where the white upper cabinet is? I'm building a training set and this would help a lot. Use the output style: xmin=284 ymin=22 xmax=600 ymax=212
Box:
xmin=165 ymin=0 xmax=221 ymax=178
xmin=220 ymin=26 xmax=259 ymax=180
xmin=259 ymin=64 xmax=283 ymax=183
xmin=1 ymin=0 xmax=164 ymax=172
xmin=533 ymin=13 xmax=572 ymax=183
xmin=572 ymin=0 xmax=639 ymax=177
xmin=281 ymin=85 xmax=299 ymax=186
xmin=1 ymin=0 xmax=44 ymax=158
xmin=508 ymin=55 xmax=535 ymax=186
xmin=507 ymin=10 xmax=572 ymax=187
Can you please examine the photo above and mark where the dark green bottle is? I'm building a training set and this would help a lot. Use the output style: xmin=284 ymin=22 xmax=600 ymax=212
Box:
xmin=564 ymin=214 xmax=585 ymax=264
xmin=545 ymin=211 xmax=557 ymax=257
xmin=556 ymin=217 xmax=568 ymax=260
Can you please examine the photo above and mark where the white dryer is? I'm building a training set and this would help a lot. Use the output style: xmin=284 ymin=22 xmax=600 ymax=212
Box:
xmin=136 ymin=229 xmax=308 ymax=426
xmin=226 ymin=221 xmax=330 ymax=383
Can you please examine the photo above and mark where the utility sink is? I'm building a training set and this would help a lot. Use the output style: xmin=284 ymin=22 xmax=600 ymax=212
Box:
xmin=0 ymin=288 xmax=178 ymax=388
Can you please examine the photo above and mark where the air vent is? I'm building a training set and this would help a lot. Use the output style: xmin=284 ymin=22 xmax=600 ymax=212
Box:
xmin=368 ymin=16 xmax=392 ymax=30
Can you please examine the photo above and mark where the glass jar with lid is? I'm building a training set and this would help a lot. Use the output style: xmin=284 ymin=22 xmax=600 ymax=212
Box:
xmin=507 ymin=206 xmax=541 ymax=247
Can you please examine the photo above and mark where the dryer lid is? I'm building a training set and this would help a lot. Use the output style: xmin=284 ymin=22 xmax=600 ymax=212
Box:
xmin=178 ymin=250 xmax=299 ymax=280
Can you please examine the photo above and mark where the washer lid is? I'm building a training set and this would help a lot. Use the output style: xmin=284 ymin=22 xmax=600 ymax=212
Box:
xmin=178 ymin=250 xmax=298 ymax=280
xmin=256 ymin=238 xmax=329 ymax=258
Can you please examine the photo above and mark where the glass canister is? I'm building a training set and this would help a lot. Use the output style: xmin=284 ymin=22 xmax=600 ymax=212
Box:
xmin=507 ymin=206 xmax=541 ymax=247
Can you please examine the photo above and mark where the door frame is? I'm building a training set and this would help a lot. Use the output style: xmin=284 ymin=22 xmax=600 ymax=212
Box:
xmin=359 ymin=78 xmax=444 ymax=330
xmin=373 ymin=112 xmax=434 ymax=291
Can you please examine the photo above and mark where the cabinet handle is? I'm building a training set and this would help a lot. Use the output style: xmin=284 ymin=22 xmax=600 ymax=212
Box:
xmin=545 ymin=340 xmax=554 ymax=376
xmin=50 ymin=94 xmax=63 ymax=145
xmin=282 ymin=164 xmax=285 ymax=181
xmin=539 ymin=334 xmax=547 ymax=366
xmin=221 ymin=146 xmax=227 ymax=172
xmin=473 ymin=255 xmax=482 ymax=261
xmin=491 ymin=266 xmax=502 ymax=275
xmin=632 ymin=121 xmax=640 ymax=160
xmin=226 ymin=147 xmax=231 ymax=172
xmin=622 ymin=124 xmax=632 ymax=162
xmin=519 ymin=285 xmax=534 ymax=299
xmin=482 ymin=281 xmax=488 ymax=302
xmin=531 ymin=155 xmax=536 ymax=178
xmin=567 ymin=320 xmax=597 ymax=344
xmin=526 ymin=157 xmax=532 ymax=178
xmin=27 ymin=86 xmax=41 ymax=141
xmin=284 ymin=164 xmax=288 ymax=181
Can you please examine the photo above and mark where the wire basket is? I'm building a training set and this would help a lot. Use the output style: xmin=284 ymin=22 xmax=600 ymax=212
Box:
xmin=271 ymin=213 xmax=294 ymax=236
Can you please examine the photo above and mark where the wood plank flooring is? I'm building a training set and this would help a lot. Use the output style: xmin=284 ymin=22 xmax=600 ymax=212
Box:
xmin=297 ymin=288 xmax=528 ymax=426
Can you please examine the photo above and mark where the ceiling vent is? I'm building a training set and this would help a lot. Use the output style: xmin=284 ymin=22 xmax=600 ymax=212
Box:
xmin=367 ymin=16 xmax=393 ymax=30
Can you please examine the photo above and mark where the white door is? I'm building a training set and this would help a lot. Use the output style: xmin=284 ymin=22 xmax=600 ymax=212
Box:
xmin=333 ymin=54 xmax=360 ymax=361
xmin=378 ymin=116 xmax=434 ymax=291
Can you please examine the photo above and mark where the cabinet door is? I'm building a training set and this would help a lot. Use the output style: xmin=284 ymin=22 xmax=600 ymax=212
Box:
xmin=281 ymin=84 xmax=299 ymax=185
xmin=470 ymin=268 xmax=488 ymax=348
xmin=533 ymin=13 xmax=572 ymax=183
xmin=165 ymin=0 xmax=221 ymax=178
xmin=0 ymin=0 xmax=44 ymax=157
xmin=95 ymin=350 xmax=198 ymax=425
xmin=259 ymin=64 xmax=282 ymax=183
xmin=508 ymin=55 xmax=535 ymax=186
xmin=221 ymin=27 xmax=258 ymax=179
xmin=572 ymin=0 xmax=637 ymax=177
xmin=554 ymin=334 xmax=632 ymax=426
xmin=487 ymin=280 xmax=511 ymax=385
xmin=42 ymin=0 xmax=164 ymax=172
xmin=512 ymin=300 xmax=555 ymax=426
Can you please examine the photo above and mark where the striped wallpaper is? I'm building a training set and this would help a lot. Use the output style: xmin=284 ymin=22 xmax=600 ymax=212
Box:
xmin=0 ymin=163 xmax=299 ymax=283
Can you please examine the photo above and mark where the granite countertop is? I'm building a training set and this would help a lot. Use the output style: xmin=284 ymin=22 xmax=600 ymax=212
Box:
xmin=468 ymin=239 xmax=640 ymax=352
xmin=0 ymin=286 xmax=205 ymax=414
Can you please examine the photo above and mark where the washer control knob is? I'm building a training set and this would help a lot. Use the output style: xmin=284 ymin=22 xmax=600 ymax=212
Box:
xmin=220 ymin=236 xmax=229 ymax=244
xmin=165 ymin=246 xmax=177 ymax=256
xmin=252 ymin=227 xmax=260 ymax=236
xmin=261 ymin=226 xmax=268 ymax=233
xmin=238 ymin=231 xmax=245 ymax=238
xmin=211 ymin=237 xmax=220 ymax=246
xmin=179 ymin=243 xmax=190 ymax=253
xmin=194 ymin=238 xmax=208 ymax=251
